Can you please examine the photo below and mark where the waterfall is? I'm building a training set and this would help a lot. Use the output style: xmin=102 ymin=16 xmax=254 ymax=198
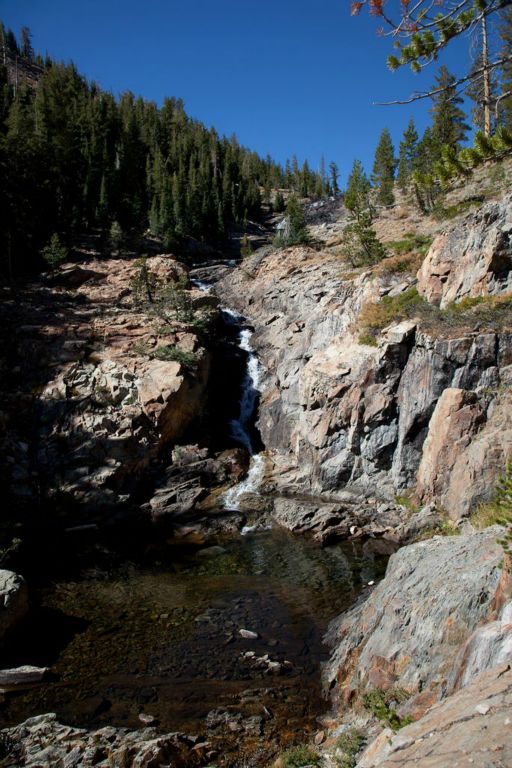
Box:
xmin=220 ymin=309 xmax=265 ymax=511
xmin=191 ymin=277 xmax=265 ymax=511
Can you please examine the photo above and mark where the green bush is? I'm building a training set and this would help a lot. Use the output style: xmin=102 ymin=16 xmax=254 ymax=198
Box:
xmin=152 ymin=346 xmax=198 ymax=369
xmin=358 ymin=286 xmax=428 ymax=340
xmin=362 ymin=689 xmax=412 ymax=731
xmin=278 ymin=744 xmax=320 ymax=767
xmin=335 ymin=729 xmax=366 ymax=768
xmin=387 ymin=232 xmax=432 ymax=258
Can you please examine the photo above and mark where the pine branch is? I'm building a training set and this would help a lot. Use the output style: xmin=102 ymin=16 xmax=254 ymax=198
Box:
xmin=374 ymin=54 xmax=512 ymax=105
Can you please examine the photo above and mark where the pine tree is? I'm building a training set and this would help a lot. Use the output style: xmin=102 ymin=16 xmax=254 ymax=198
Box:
xmin=344 ymin=160 xmax=372 ymax=221
xmin=371 ymin=128 xmax=397 ymax=206
xmin=430 ymin=66 xmax=469 ymax=153
xmin=329 ymin=161 xmax=339 ymax=196
xmin=342 ymin=159 xmax=385 ymax=265
xmin=20 ymin=27 xmax=33 ymax=60
xmin=397 ymin=119 xmax=419 ymax=193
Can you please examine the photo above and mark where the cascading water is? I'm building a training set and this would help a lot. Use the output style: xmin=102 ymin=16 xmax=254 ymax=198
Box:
xmin=191 ymin=277 xmax=265 ymax=511
xmin=221 ymin=308 xmax=265 ymax=511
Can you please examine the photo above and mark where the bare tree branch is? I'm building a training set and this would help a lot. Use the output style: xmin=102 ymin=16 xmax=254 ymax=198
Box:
xmin=373 ymin=54 xmax=512 ymax=105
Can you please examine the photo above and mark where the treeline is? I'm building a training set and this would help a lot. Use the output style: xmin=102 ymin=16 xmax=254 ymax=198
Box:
xmin=347 ymin=3 xmax=512 ymax=213
xmin=0 ymin=24 xmax=328 ymax=278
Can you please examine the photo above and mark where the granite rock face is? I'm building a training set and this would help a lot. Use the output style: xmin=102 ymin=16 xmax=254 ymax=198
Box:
xmin=356 ymin=664 xmax=512 ymax=768
xmin=323 ymin=529 xmax=505 ymax=706
xmin=0 ymin=256 xmax=214 ymax=517
xmin=417 ymin=192 xmax=512 ymax=308
xmin=218 ymin=244 xmax=512 ymax=523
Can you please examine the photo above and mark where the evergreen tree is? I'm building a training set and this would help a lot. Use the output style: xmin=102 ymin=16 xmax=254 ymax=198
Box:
xmin=342 ymin=159 xmax=385 ymax=266
xmin=430 ymin=65 xmax=470 ymax=152
xmin=329 ymin=161 xmax=339 ymax=196
xmin=397 ymin=118 xmax=419 ymax=193
xmin=20 ymin=27 xmax=33 ymax=60
xmin=371 ymin=128 xmax=397 ymax=206
xmin=344 ymin=160 xmax=372 ymax=221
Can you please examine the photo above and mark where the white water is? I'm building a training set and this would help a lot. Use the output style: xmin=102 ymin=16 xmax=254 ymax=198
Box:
xmin=220 ymin=308 xmax=266 ymax=509
xmin=190 ymin=280 xmax=265 ymax=510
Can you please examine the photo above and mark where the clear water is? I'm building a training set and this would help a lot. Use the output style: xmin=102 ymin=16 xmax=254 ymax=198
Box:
xmin=1 ymin=529 xmax=393 ymax=765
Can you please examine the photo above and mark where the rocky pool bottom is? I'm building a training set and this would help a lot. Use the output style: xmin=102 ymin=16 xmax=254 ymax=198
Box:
xmin=0 ymin=527 xmax=394 ymax=766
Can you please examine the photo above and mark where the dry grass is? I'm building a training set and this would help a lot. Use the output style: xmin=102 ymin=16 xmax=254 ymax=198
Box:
xmin=358 ymin=290 xmax=512 ymax=344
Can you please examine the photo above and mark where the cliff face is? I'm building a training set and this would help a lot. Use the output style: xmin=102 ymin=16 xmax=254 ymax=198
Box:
xmin=0 ymin=256 xmax=216 ymax=523
xmin=218 ymin=192 xmax=512 ymax=523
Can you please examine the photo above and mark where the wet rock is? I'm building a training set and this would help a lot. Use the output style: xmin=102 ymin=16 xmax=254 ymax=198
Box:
xmin=0 ymin=665 xmax=48 ymax=688
xmin=240 ymin=628 xmax=259 ymax=640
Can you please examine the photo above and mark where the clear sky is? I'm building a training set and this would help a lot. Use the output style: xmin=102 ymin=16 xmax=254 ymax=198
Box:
xmin=1 ymin=0 xmax=475 ymax=183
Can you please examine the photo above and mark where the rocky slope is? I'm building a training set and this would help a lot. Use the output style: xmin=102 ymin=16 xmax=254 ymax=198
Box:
xmin=214 ymin=184 xmax=512 ymax=765
xmin=2 ymin=176 xmax=512 ymax=766
xmin=0 ymin=255 xmax=226 ymax=531
xmin=218 ymin=191 xmax=512 ymax=526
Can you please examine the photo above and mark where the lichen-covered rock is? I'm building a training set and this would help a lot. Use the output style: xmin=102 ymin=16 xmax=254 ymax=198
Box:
xmin=417 ymin=192 xmax=512 ymax=307
xmin=323 ymin=530 xmax=505 ymax=706
xmin=0 ymin=570 xmax=28 ymax=646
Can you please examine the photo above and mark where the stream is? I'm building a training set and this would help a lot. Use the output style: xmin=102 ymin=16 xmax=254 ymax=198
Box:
xmin=0 ymin=269 xmax=395 ymax=766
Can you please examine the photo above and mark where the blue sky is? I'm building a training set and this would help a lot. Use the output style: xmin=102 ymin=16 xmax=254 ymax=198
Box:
xmin=1 ymin=0 xmax=476 ymax=183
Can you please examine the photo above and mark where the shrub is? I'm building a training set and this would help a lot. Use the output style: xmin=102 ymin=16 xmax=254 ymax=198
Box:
xmin=471 ymin=461 xmax=512 ymax=535
xmin=358 ymin=287 xmax=428 ymax=340
xmin=387 ymin=232 xmax=432 ymax=259
xmin=335 ymin=729 xmax=366 ymax=768
xmin=152 ymin=346 xmax=198 ymax=369
xmin=362 ymin=689 xmax=412 ymax=731
xmin=277 ymin=744 xmax=320 ymax=767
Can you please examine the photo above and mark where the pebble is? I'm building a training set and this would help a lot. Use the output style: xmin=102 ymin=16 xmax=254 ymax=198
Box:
xmin=239 ymin=629 xmax=259 ymax=639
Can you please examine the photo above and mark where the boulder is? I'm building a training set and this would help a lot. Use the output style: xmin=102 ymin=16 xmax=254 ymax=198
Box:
xmin=0 ymin=570 xmax=29 ymax=645
xmin=324 ymin=530 xmax=505 ymax=706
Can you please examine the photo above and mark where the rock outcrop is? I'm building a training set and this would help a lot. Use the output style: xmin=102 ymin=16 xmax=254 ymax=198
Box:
xmin=0 ymin=713 xmax=204 ymax=768
xmin=323 ymin=529 xmax=506 ymax=709
xmin=0 ymin=256 xmax=216 ymax=519
xmin=0 ymin=570 xmax=28 ymax=645
xmin=417 ymin=192 xmax=512 ymax=308
xmin=356 ymin=663 xmax=512 ymax=768
xmin=218 ymin=239 xmax=512 ymax=523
